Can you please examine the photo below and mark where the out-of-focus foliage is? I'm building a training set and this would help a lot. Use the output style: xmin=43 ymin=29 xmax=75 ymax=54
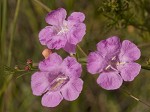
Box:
xmin=0 ymin=0 xmax=150 ymax=112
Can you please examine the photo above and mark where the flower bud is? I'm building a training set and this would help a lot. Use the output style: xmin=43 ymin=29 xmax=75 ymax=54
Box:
xmin=14 ymin=65 xmax=19 ymax=70
xmin=42 ymin=48 xmax=52 ymax=59
xmin=27 ymin=59 xmax=32 ymax=65
xmin=24 ymin=65 xmax=30 ymax=71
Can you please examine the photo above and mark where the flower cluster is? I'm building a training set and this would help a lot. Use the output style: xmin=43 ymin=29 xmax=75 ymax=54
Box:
xmin=31 ymin=8 xmax=141 ymax=108
xmin=31 ymin=8 xmax=85 ymax=107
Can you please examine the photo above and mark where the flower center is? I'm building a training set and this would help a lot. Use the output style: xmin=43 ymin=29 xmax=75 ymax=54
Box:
xmin=49 ymin=73 xmax=69 ymax=91
xmin=105 ymin=56 xmax=126 ymax=71
xmin=57 ymin=22 xmax=69 ymax=35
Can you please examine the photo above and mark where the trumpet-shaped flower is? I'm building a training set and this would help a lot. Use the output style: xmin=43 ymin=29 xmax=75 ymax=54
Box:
xmin=31 ymin=53 xmax=83 ymax=107
xmin=39 ymin=8 xmax=86 ymax=53
xmin=87 ymin=36 xmax=141 ymax=90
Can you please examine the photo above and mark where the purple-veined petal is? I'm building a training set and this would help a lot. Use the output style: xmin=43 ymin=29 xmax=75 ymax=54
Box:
xmin=39 ymin=53 xmax=62 ymax=71
xmin=39 ymin=26 xmax=57 ymax=45
xmin=117 ymin=62 xmax=141 ymax=81
xmin=87 ymin=51 xmax=108 ymax=74
xmin=67 ymin=23 xmax=86 ymax=45
xmin=46 ymin=35 xmax=67 ymax=49
xmin=61 ymin=56 xmax=82 ymax=78
xmin=31 ymin=72 xmax=49 ymax=96
xmin=97 ymin=36 xmax=121 ymax=59
xmin=97 ymin=71 xmax=123 ymax=90
xmin=61 ymin=78 xmax=83 ymax=101
xmin=67 ymin=12 xmax=85 ymax=22
xmin=45 ymin=8 xmax=67 ymax=26
xmin=63 ymin=42 xmax=76 ymax=54
xmin=41 ymin=91 xmax=63 ymax=107
xmin=119 ymin=40 xmax=141 ymax=62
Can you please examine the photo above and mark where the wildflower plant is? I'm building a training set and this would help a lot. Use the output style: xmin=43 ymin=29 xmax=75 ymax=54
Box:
xmin=2 ymin=0 xmax=150 ymax=111
xmin=29 ymin=7 xmax=144 ymax=107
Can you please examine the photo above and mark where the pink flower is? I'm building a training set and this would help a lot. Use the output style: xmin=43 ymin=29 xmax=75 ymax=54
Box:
xmin=87 ymin=36 xmax=141 ymax=90
xmin=39 ymin=8 xmax=86 ymax=53
xmin=31 ymin=53 xmax=83 ymax=107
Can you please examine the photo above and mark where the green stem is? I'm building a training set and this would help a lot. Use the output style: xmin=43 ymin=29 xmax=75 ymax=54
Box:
xmin=0 ymin=0 xmax=7 ymax=62
xmin=78 ymin=57 xmax=87 ymax=63
xmin=0 ymin=74 xmax=13 ymax=97
xmin=141 ymin=65 xmax=150 ymax=71
xmin=33 ymin=0 xmax=51 ymax=12
xmin=0 ymin=0 xmax=7 ymax=111
xmin=16 ymin=72 xmax=33 ymax=79
xmin=121 ymin=88 xmax=150 ymax=108
xmin=7 ymin=0 xmax=21 ymax=66
xmin=77 ymin=45 xmax=87 ymax=57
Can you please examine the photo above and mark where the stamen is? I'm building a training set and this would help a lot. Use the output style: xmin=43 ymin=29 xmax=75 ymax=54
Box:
xmin=105 ymin=64 xmax=118 ymax=71
xmin=105 ymin=65 xmax=111 ymax=70
xmin=110 ymin=66 xmax=118 ymax=71
xmin=117 ymin=62 xmax=126 ymax=66
xmin=50 ymin=75 xmax=69 ymax=91
xmin=56 ymin=77 xmax=68 ymax=82
xmin=111 ymin=56 xmax=116 ymax=60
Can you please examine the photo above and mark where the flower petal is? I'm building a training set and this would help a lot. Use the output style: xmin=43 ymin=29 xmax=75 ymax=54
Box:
xmin=41 ymin=91 xmax=63 ymax=107
xmin=46 ymin=35 xmax=67 ymax=49
xmin=31 ymin=72 xmax=49 ymax=96
xmin=118 ymin=62 xmax=141 ymax=81
xmin=119 ymin=40 xmax=141 ymax=62
xmin=63 ymin=42 xmax=76 ymax=54
xmin=97 ymin=71 xmax=123 ymax=90
xmin=61 ymin=78 xmax=83 ymax=101
xmin=67 ymin=23 xmax=86 ymax=45
xmin=87 ymin=52 xmax=108 ymax=74
xmin=61 ymin=56 xmax=82 ymax=78
xmin=39 ymin=26 xmax=56 ymax=45
xmin=45 ymin=8 xmax=67 ymax=26
xmin=67 ymin=12 xmax=85 ymax=22
xmin=39 ymin=53 xmax=62 ymax=71
xmin=97 ymin=36 xmax=121 ymax=59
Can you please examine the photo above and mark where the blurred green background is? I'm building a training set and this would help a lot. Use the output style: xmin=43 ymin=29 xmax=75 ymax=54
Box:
xmin=1 ymin=0 xmax=150 ymax=112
